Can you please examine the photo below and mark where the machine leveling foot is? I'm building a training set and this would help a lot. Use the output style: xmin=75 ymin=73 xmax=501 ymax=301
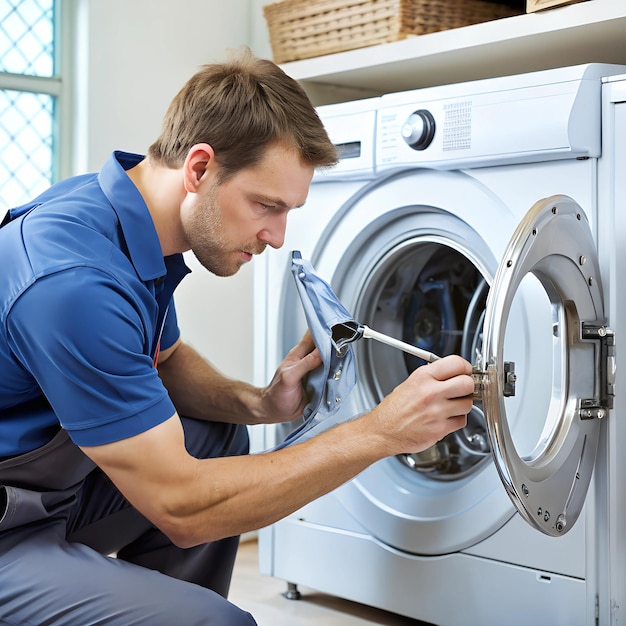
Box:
xmin=283 ymin=582 xmax=301 ymax=600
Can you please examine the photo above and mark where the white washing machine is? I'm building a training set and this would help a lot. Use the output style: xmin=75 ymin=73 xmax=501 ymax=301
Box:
xmin=253 ymin=64 xmax=626 ymax=626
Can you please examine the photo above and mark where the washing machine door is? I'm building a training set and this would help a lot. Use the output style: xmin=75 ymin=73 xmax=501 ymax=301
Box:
xmin=479 ymin=194 xmax=615 ymax=536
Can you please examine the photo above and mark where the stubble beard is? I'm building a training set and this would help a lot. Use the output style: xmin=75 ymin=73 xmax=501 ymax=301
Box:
xmin=184 ymin=185 xmax=265 ymax=277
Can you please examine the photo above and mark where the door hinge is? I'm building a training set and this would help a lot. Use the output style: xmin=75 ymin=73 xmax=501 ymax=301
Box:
xmin=580 ymin=324 xmax=615 ymax=419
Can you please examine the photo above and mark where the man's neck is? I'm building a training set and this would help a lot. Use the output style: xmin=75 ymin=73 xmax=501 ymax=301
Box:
xmin=126 ymin=158 xmax=187 ymax=256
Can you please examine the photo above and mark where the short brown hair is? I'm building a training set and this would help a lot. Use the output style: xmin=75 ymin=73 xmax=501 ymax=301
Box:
xmin=147 ymin=47 xmax=337 ymax=179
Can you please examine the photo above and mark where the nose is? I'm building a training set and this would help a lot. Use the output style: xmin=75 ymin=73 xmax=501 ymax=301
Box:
xmin=258 ymin=213 xmax=287 ymax=249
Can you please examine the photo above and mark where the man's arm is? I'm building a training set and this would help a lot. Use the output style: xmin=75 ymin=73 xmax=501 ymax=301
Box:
xmin=156 ymin=332 xmax=322 ymax=425
xmin=80 ymin=355 xmax=473 ymax=549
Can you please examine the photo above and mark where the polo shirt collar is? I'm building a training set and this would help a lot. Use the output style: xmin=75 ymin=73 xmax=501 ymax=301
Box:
xmin=97 ymin=151 xmax=166 ymax=282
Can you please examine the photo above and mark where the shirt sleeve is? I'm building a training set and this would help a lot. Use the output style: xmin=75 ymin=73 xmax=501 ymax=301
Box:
xmin=6 ymin=266 xmax=177 ymax=446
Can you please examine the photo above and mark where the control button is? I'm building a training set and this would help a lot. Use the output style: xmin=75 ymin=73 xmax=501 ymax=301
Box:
xmin=401 ymin=109 xmax=435 ymax=150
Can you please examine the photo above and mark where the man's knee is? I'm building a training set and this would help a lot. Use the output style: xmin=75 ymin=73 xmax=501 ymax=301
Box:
xmin=227 ymin=423 xmax=250 ymax=456
xmin=180 ymin=418 xmax=249 ymax=460
xmin=173 ymin=591 xmax=257 ymax=626
xmin=206 ymin=601 xmax=257 ymax=626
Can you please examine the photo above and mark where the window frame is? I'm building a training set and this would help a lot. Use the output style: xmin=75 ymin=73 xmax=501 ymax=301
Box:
xmin=0 ymin=0 xmax=73 ymax=203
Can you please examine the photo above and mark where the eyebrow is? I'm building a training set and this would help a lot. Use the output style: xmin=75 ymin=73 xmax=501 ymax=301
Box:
xmin=256 ymin=194 xmax=305 ymax=210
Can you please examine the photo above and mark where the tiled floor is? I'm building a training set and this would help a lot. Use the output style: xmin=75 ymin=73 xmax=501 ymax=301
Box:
xmin=228 ymin=538 xmax=432 ymax=626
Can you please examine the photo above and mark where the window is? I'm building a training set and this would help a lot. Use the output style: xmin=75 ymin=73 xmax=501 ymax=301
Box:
xmin=0 ymin=0 xmax=67 ymax=212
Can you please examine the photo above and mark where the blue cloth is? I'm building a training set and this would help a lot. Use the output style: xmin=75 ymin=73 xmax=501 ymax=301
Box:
xmin=274 ymin=252 xmax=359 ymax=448
xmin=0 ymin=151 xmax=190 ymax=455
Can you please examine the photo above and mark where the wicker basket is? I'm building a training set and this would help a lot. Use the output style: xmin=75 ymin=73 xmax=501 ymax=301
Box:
xmin=263 ymin=0 xmax=521 ymax=64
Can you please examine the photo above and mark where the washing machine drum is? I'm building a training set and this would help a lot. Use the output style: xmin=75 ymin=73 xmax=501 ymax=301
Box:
xmin=364 ymin=241 xmax=491 ymax=478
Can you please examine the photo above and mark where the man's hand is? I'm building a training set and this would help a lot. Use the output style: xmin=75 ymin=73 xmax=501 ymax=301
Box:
xmin=257 ymin=331 xmax=322 ymax=423
xmin=366 ymin=354 xmax=474 ymax=456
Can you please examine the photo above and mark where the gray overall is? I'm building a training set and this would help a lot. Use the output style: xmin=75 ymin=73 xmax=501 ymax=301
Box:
xmin=0 ymin=418 xmax=257 ymax=625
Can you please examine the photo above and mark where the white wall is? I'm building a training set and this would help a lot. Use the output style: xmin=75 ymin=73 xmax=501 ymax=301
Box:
xmin=250 ymin=0 xmax=273 ymax=59
xmin=72 ymin=0 xmax=277 ymax=386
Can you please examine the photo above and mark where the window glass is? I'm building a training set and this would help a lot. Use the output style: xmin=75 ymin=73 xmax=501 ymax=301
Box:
xmin=0 ymin=89 xmax=54 ymax=205
xmin=0 ymin=0 xmax=57 ymax=211
xmin=0 ymin=0 xmax=55 ymax=77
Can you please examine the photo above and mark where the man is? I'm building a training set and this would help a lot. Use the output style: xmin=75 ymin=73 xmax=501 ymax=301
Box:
xmin=0 ymin=48 xmax=473 ymax=624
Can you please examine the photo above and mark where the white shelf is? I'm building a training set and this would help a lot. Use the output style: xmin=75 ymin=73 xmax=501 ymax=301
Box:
xmin=279 ymin=0 xmax=626 ymax=104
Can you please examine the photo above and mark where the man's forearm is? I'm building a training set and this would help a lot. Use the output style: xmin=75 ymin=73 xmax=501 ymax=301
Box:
xmin=157 ymin=341 xmax=262 ymax=424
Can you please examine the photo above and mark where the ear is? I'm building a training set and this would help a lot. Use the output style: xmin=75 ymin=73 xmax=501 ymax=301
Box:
xmin=183 ymin=143 xmax=216 ymax=193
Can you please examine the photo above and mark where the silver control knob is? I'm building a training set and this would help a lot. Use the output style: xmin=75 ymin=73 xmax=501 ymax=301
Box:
xmin=401 ymin=109 xmax=435 ymax=151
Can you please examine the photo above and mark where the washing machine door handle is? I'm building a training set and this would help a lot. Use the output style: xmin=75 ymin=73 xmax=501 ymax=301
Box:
xmin=476 ymin=194 xmax=615 ymax=537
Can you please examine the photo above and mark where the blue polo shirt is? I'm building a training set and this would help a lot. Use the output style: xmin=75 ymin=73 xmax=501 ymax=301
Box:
xmin=0 ymin=151 xmax=191 ymax=457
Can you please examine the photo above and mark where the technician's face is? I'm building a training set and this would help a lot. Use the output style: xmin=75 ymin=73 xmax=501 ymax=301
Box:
xmin=182 ymin=144 xmax=314 ymax=277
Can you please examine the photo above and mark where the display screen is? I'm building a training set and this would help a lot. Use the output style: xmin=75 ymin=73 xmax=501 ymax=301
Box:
xmin=336 ymin=141 xmax=362 ymax=160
